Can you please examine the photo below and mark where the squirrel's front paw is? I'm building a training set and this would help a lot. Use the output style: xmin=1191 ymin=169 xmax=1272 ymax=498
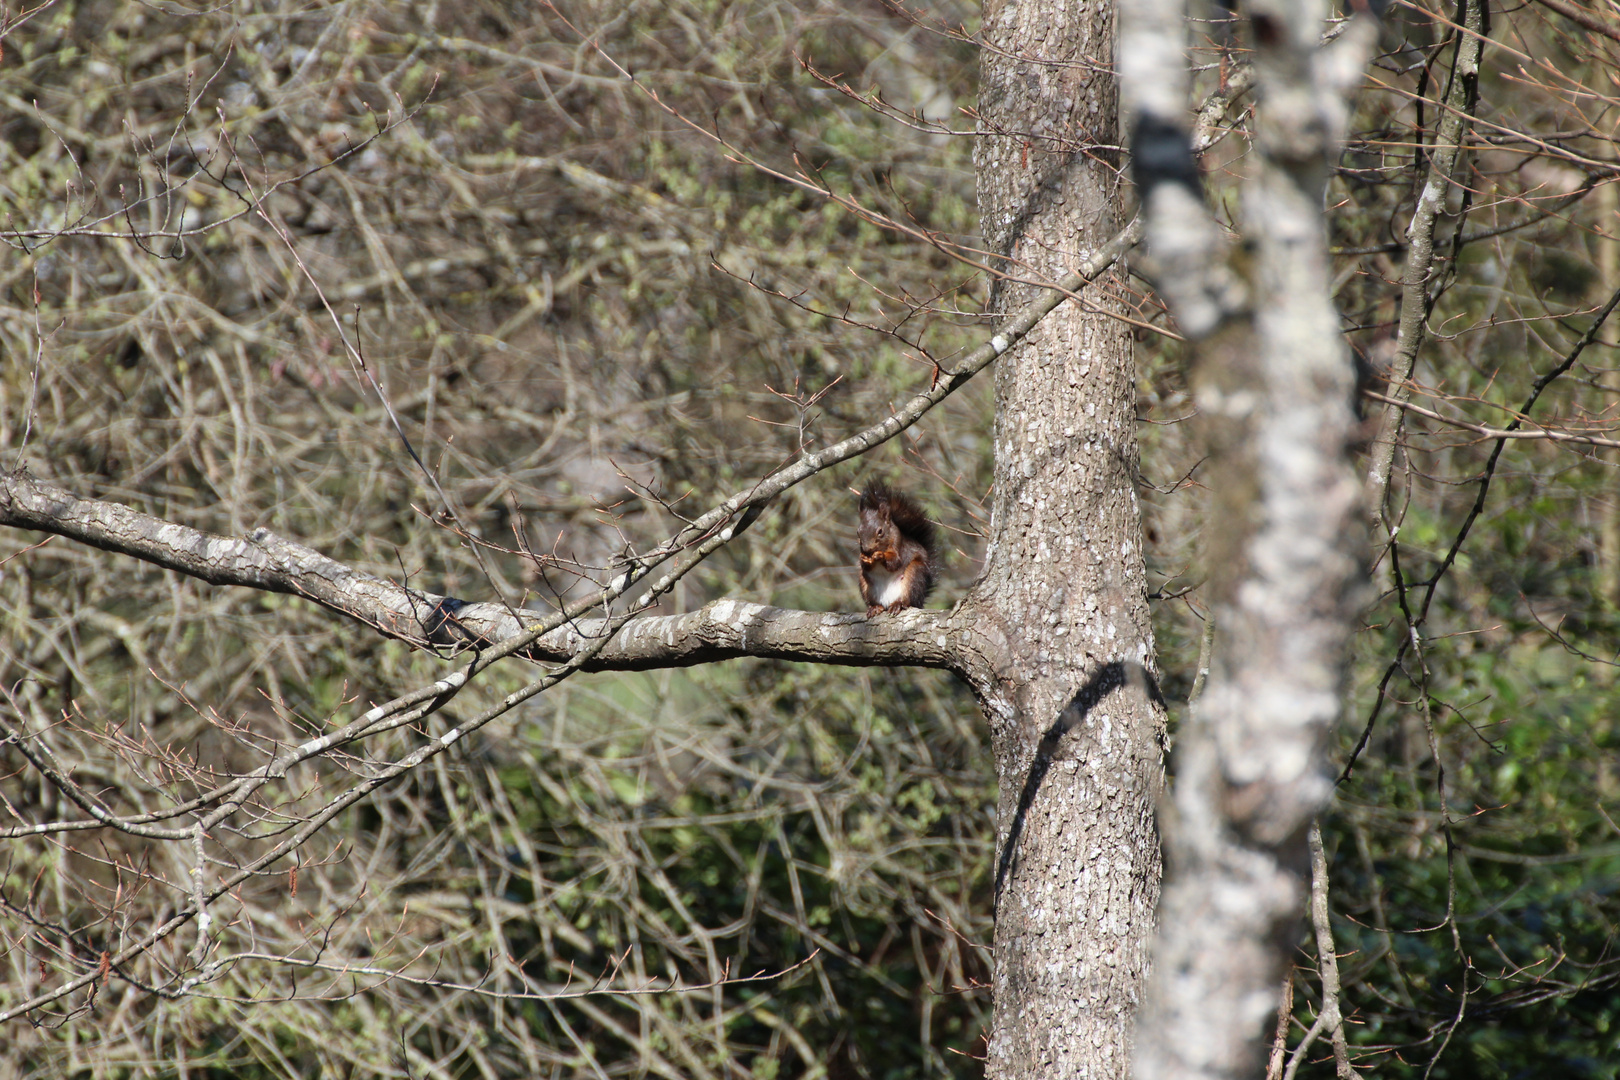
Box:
xmin=865 ymin=605 xmax=884 ymax=618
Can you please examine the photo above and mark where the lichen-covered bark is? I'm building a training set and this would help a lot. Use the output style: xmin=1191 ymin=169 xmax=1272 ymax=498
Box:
xmin=1118 ymin=0 xmax=1377 ymax=1076
xmin=971 ymin=0 xmax=1166 ymax=1074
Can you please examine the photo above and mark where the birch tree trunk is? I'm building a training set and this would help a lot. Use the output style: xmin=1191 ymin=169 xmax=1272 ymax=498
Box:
xmin=1119 ymin=0 xmax=1379 ymax=1076
xmin=974 ymin=0 xmax=1167 ymax=1074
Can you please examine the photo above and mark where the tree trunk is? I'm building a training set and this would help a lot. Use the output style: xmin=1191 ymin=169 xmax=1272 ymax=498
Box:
xmin=973 ymin=0 xmax=1165 ymax=1074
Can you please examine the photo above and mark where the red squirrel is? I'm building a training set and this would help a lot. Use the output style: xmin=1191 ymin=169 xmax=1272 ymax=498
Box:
xmin=858 ymin=480 xmax=939 ymax=617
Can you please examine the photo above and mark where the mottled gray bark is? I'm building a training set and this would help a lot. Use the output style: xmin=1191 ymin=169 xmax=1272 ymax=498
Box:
xmin=1120 ymin=2 xmax=1376 ymax=1078
xmin=974 ymin=0 xmax=1167 ymax=1075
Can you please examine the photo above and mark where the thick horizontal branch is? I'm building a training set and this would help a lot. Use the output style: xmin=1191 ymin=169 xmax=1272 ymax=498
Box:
xmin=483 ymin=600 xmax=961 ymax=671
xmin=0 ymin=471 xmax=445 ymax=642
xmin=0 ymin=472 xmax=966 ymax=674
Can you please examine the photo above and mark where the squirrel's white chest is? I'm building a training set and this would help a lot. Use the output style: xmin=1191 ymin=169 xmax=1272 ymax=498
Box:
xmin=868 ymin=565 xmax=908 ymax=606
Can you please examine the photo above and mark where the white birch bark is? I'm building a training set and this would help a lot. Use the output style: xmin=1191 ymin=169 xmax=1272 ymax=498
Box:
xmin=1119 ymin=2 xmax=1380 ymax=1077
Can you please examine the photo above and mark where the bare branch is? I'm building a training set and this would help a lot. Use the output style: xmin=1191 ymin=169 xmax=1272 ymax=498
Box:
xmin=1362 ymin=389 xmax=1620 ymax=449
xmin=1365 ymin=0 xmax=1489 ymax=534
xmin=1525 ymin=0 xmax=1620 ymax=44
xmin=1287 ymin=821 xmax=1357 ymax=1080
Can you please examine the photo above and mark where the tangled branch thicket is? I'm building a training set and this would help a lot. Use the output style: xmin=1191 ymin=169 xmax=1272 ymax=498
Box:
xmin=5 ymin=0 xmax=1620 ymax=1076
xmin=1 ymin=1 xmax=996 ymax=1075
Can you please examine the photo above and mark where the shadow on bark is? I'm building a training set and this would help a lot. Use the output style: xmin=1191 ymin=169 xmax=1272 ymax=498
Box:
xmin=993 ymin=660 xmax=1166 ymax=908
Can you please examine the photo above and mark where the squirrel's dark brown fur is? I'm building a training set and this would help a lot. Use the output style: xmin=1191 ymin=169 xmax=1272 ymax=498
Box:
xmin=858 ymin=480 xmax=938 ymax=617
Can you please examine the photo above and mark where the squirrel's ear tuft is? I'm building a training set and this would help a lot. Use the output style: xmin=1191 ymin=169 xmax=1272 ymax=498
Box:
xmin=859 ymin=479 xmax=890 ymax=512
